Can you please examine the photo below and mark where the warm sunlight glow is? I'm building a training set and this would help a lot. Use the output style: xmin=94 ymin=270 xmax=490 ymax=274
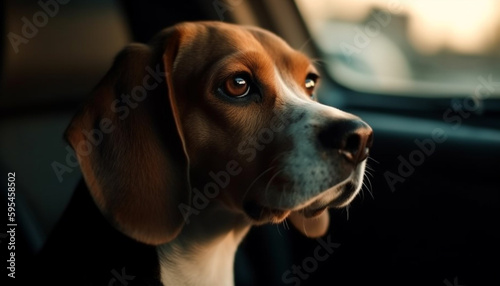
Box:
xmin=407 ymin=0 xmax=499 ymax=54
xmin=297 ymin=0 xmax=500 ymax=55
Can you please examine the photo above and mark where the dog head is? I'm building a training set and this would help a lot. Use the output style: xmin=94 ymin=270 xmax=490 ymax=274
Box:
xmin=66 ymin=21 xmax=373 ymax=245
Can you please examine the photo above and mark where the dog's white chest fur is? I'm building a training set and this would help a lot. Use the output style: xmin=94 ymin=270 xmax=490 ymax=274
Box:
xmin=157 ymin=207 xmax=250 ymax=286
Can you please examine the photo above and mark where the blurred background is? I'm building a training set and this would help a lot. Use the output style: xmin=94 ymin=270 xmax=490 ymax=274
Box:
xmin=1 ymin=0 xmax=499 ymax=285
xmin=297 ymin=0 xmax=500 ymax=94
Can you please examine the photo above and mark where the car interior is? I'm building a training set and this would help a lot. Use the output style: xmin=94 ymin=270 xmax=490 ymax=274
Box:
xmin=1 ymin=0 xmax=499 ymax=285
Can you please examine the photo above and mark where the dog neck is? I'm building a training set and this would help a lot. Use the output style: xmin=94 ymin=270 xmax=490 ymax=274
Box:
xmin=157 ymin=203 xmax=251 ymax=286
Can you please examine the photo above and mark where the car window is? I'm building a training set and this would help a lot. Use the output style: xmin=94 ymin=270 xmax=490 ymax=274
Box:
xmin=295 ymin=0 xmax=500 ymax=97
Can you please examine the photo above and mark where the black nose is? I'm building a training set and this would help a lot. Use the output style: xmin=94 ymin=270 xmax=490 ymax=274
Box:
xmin=318 ymin=119 xmax=373 ymax=164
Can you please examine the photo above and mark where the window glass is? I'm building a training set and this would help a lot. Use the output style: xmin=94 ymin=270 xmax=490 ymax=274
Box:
xmin=295 ymin=0 xmax=500 ymax=97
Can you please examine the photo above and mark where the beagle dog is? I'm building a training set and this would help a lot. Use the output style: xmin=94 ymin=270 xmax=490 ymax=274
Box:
xmin=39 ymin=21 xmax=372 ymax=285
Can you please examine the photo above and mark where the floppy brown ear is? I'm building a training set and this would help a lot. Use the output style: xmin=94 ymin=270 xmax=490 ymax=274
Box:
xmin=288 ymin=211 xmax=330 ymax=238
xmin=65 ymin=26 xmax=190 ymax=245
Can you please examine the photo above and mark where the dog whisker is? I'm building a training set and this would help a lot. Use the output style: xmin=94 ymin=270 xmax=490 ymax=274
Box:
xmin=243 ymin=166 xmax=277 ymax=200
xmin=365 ymin=162 xmax=375 ymax=172
xmin=366 ymin=175 xmax=374 ymax=194
xmin=293 ymin=211 xmax=310 ymax=237
xmin=366 ymin=170 xmax=374 ymax=177
xmin=276 ymin=224 xmax=283 ymax=236
xmin=264 ymin=169 xmax=285 ymax=206
xmin=364 ymin=165 xmax=375 ymax=178
xmin=310 ymin=57 xmax=327 ymax=67
xmin=298 ymin=37 xmax=313 ymax=53
xmin=362 ymin=173 xmax=375 ymax=199
xmin=270 ymin=151 xmax=293 ymax=165
xmin=367 ymin=156 xmax=380 ymax=164
xmin=283 ymin=218 xmax=290 ymax=230
xmin=362 ymin=181 xmax=374 ymax=200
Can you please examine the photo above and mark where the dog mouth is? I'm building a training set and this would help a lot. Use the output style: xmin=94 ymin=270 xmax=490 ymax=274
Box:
xmin=242 ymin=202 xmax=291 ymax=223
xmin=297 ymin=181 xmax=357 ymax=217
xmin=243 ymin=181 xmax=358 ymax=222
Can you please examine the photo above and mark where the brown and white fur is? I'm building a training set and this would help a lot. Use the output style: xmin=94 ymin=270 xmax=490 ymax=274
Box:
xmin=60 ymin=21 xmax=373 ymax=285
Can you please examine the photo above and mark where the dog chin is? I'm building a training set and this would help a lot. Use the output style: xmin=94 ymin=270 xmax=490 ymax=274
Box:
xmin=242 ymin=202 xmax=291 ymax=224
xmin=243 ymin=179 xmax=361 ymax=224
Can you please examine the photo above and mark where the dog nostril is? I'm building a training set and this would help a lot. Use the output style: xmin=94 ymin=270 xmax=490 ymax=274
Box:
xmin=342 ymin=128 xmax=372 ymax=164
xmin=318 ymin=119 xmax=373 ymax=164
xmin=344 ymin=133 xmax=361 ymax=157
xmin=339 ymin=132 xmax=364 ymax=163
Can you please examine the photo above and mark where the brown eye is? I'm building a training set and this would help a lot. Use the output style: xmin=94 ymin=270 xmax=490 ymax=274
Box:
xmin=223 ymin=75 xmax=250 ymax=98
xmin=305 ymin=73 xmax=319 ymax=96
